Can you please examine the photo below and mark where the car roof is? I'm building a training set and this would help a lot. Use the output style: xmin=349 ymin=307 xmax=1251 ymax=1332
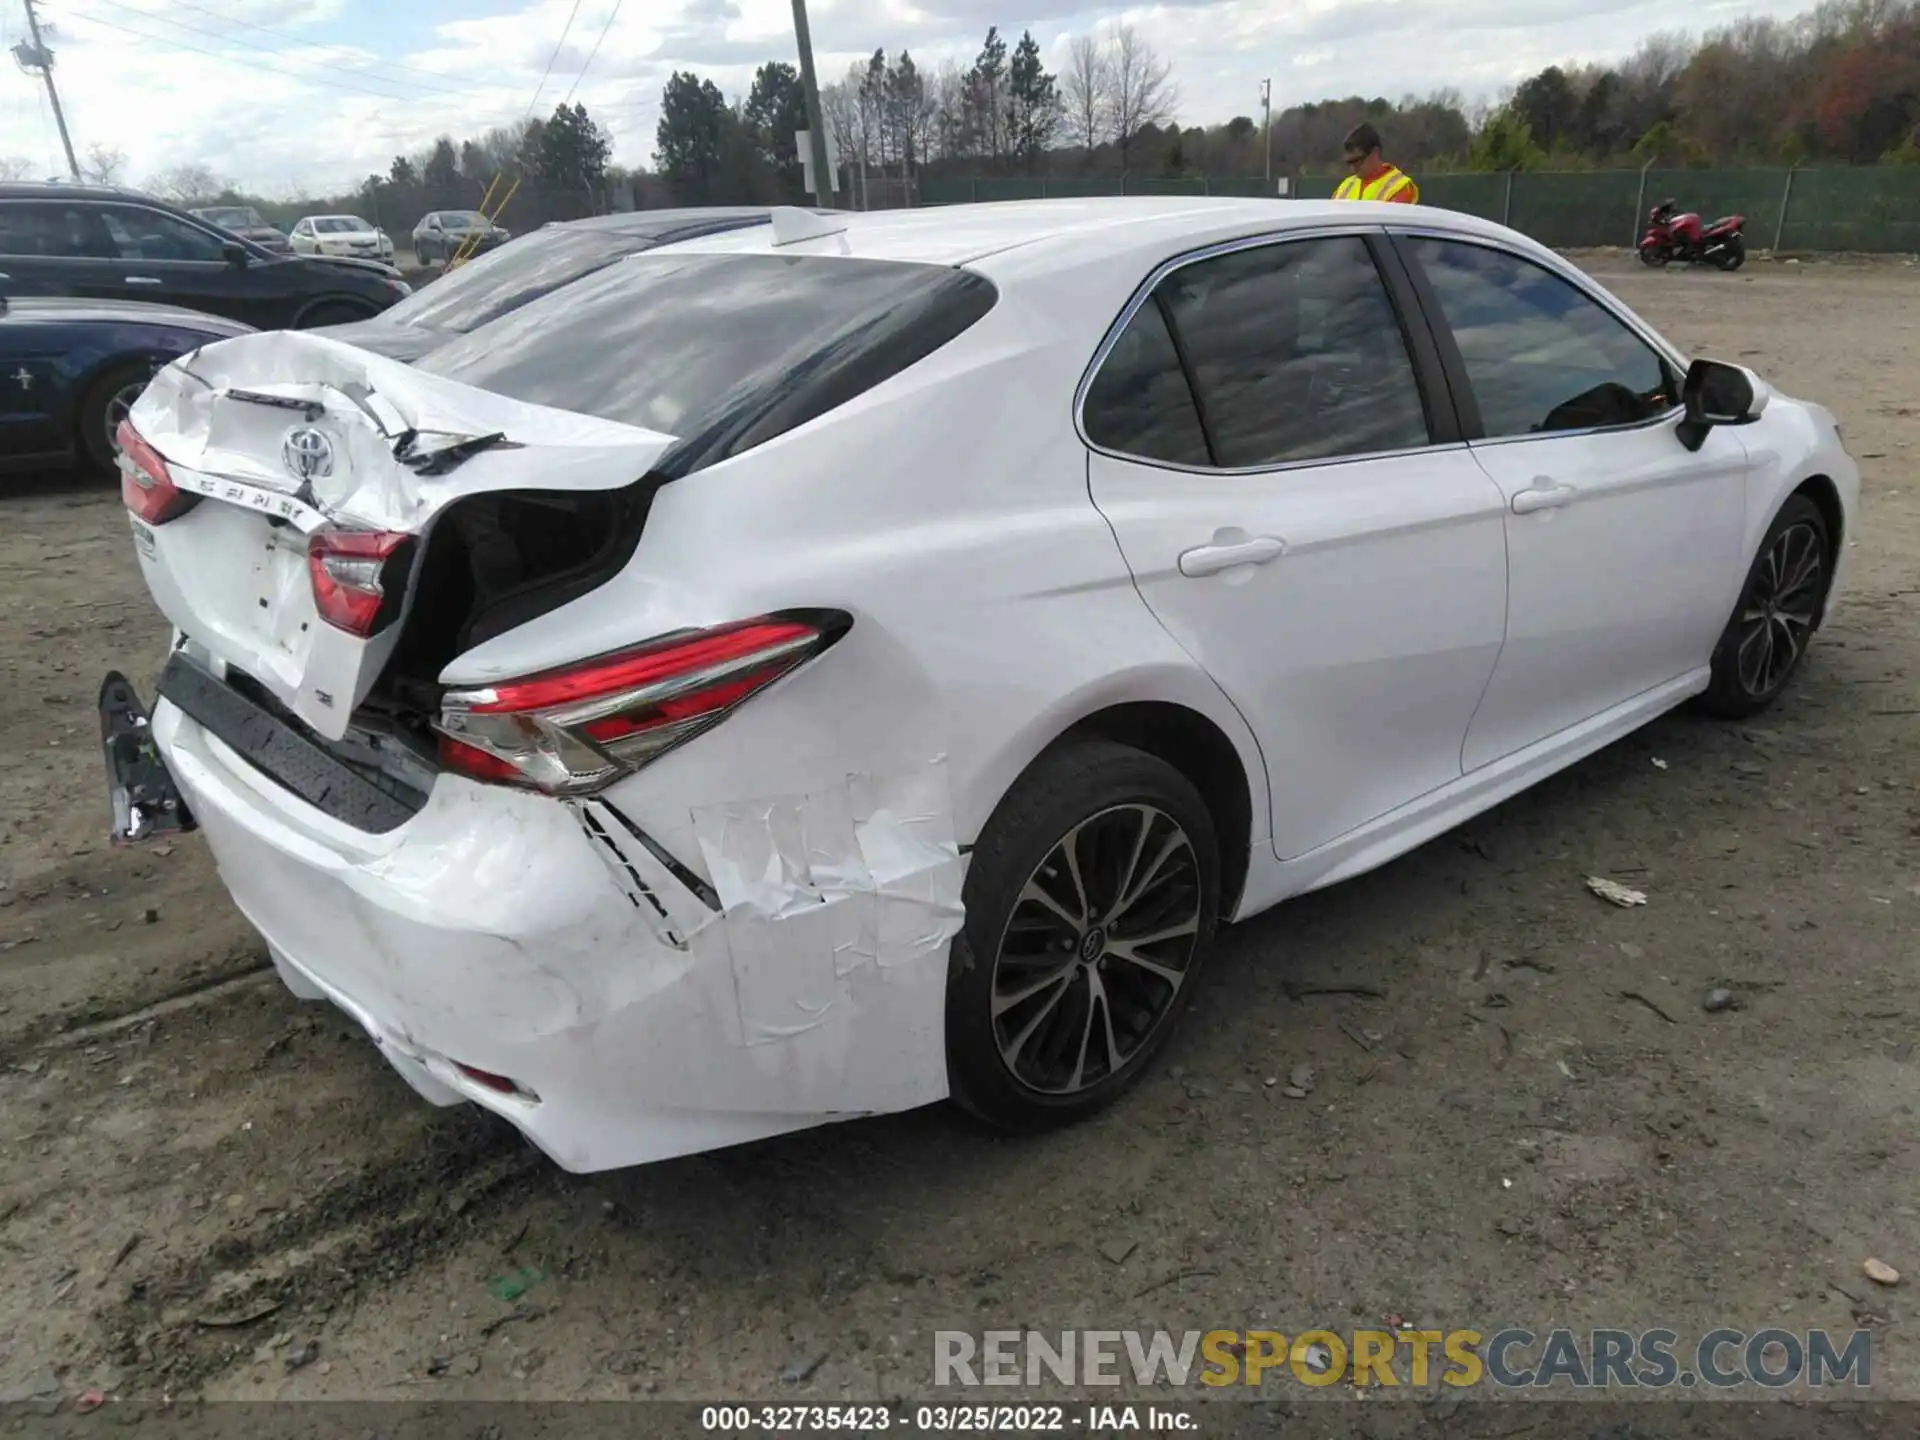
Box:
xmin=0 ymin=180 xmax=168 ymax=204
xmin=646 ymin=196 xmax=1544 ymax=275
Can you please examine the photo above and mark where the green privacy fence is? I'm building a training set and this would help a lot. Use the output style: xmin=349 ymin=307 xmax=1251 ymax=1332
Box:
xmin=917 ymin=167 xmax=1920 ymax=253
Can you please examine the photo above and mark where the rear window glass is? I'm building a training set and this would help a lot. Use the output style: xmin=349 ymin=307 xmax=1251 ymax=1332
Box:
xmin=380 ymin=226 xmax=640 ymax=333
xmin=415 ymin=252 xmax=998 ymax=475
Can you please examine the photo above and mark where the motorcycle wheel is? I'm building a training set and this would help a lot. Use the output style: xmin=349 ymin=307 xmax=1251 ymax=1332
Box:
xmin=1714 ymin=238 xmax=1746 ymax=272
xmin=1638 ymin=241 xmax=1670 ymax=268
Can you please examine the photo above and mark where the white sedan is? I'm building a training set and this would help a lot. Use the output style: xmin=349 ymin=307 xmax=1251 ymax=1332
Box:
xmin=287 ymin=214 xmax=394 ymax=263
xmin=107 ymin=199 xmax=1857 ymax=1172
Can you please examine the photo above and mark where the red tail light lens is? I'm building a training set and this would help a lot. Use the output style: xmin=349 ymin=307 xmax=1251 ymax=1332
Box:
xmin=117 ymin=420 xmax=196 ymax=525
xmin=435 ymin=615 xmax=843 ymax=794
xmin=308 ymin=527 xmax=411 ymax=636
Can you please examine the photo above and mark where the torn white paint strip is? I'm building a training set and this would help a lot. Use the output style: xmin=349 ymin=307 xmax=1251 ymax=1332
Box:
xmin=691 ymin=758 xmax=965 ymax=1047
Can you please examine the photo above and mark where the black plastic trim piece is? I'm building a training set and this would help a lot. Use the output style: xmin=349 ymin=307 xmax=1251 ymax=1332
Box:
xmin=157 ymin=652 xmax=424 ymax=833
xmin=598 ymin=799 xmax=721 ymax=912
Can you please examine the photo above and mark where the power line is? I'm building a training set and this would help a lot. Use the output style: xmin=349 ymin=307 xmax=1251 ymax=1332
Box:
xmin=58 ymin=5 xmax=530 ymax=126
xmin=559 ymin=0 xmax=620 ymax=107
xmin=69 ymin=0 xmax=473 ymax=97
xmin=523 ymin=0 xmax=581 ymax=118
xmin=140 ymin=0 xmax=504 ymax=89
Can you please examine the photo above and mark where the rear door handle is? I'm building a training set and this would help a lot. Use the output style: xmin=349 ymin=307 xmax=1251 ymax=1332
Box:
xmin=1511 ymin=478 xmax=1577 ymax=515
xmin=1178 ymin=534 xmax=1286 ymax=577
xmin=125 ymin=276 xmax=163 ymax=286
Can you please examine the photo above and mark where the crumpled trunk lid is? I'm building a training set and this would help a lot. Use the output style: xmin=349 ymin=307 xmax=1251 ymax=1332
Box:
xmin=128 ymin=330 xmax=675 ymax=741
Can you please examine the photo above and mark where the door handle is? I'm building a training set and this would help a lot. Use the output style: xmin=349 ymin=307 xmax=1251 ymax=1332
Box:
xmin=125 ymin=276 xmax=163 ymax=285
xmin=1511 ymin=478 xmax=1577 ymax=515
xmin=1178 ymin=534 xmax=1286 ymax=577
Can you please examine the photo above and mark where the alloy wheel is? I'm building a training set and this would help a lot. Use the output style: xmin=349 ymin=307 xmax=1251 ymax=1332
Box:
xmin=104 ymin=377 xmax=149 ymax=461
xmin=1735 ymin=520 xmax=1823 ymax=698
xmin=990 ymin=803 xmax=1203 ymax=1096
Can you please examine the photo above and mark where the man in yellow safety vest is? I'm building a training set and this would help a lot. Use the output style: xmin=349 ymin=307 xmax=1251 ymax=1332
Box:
xmin=1332 ymin=123 xmax=1419 ymax=204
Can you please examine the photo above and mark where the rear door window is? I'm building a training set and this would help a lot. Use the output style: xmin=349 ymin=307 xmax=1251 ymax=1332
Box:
xmin=1156 ymin=236 xmax=1431 ymax=467
xmin=416 ymin=253 xmax=998 ymax=475
xmin=1082 ymin=298 xmax=1211 ymax=466
xmin=0 ymin=201 xmax=112 ymax=258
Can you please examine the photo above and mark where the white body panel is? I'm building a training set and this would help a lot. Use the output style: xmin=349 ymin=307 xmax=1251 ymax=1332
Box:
xmin=126 ymin=198 xmax=1860 ymax=1171
xmin=1088 ymin=446 xmax=1509 ymax=859
xmin=1462 ymin=416 xmax=1750 ymax=770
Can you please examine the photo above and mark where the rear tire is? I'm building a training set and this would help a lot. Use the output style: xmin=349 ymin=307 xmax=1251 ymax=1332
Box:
xmin=77 ymin=361 xmax=153 ymax=473
xmin=1697 ymin=495 xmax=1831 ymax=718
xmin=944 ymin=739 xmax=1221 ymax=1132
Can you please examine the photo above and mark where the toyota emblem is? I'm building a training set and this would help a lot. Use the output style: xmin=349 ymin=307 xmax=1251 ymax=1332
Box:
xmin=282 ymin=426 xmax=335 ymax=481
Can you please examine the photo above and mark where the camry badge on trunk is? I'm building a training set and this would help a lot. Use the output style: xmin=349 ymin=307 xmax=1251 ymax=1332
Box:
xmin=283 ymin=426 xmax=335 ymax=480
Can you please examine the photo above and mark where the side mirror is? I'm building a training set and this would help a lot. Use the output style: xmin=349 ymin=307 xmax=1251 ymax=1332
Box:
xmin=1677 ymin=358 xmax=1768 ymax=451
xmin=222 ymin=241 xmax=249 ymax=267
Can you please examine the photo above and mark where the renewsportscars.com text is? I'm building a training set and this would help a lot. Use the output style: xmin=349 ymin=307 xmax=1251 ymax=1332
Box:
xmin=934 ymin=1327 xmax=1872 ymax=1390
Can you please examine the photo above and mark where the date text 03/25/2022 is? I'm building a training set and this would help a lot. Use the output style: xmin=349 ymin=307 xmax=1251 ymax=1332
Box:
xmin=701 ymin=1404 xmax=1195 ymax=1432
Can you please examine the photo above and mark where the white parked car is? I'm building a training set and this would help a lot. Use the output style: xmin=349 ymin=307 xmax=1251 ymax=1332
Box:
xmin=288 ymin=214 xmax=393 ymax=263
xmin=107 ymin=200 xmax=1857 ymax=1173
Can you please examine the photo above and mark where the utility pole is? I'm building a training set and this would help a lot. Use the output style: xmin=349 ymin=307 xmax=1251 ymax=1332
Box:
xmin=790 ymin=0 xmax=836 ymax=207
xmin=14 ymin=0 xmax=81 ymax=180
xmin=1260 ymin=78 xmax=1272 ymax=188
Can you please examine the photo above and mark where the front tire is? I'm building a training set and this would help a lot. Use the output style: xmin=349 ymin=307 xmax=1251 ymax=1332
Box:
xmin=1639 ymin=240 xmax=1670 ymax=268
xmin=1715 ymin=237 xmax=1747 ymax=271
xmin=1698 ymin=495 xmax=1831 ymax=718
xmin=945 ymin=739 xmax=1221 ymax=1132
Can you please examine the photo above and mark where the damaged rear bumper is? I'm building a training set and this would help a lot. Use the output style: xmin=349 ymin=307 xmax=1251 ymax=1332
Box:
xmin=147 ymin=681 xmax=965 ymax=1173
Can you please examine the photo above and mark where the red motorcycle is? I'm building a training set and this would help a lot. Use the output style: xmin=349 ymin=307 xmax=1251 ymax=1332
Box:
xmin=1639 ymin=200 xmax=1747 ymax=271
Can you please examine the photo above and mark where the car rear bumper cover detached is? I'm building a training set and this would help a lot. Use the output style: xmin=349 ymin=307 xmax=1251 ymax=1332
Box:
xmin=149 ymin=661 xmax=967 ymax=1173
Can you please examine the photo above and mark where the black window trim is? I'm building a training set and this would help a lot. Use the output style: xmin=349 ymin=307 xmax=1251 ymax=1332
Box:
xmin=1075 ymin=222 xmax=1469 ymax=478
xmin=1385 ymin=226 xmax=1690 ymax=448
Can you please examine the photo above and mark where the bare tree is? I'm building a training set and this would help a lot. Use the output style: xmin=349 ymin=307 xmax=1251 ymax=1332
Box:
xmin=1104 ymin=23 xmax=1177 ymax=176
xmin=0 ymin=154 xmax=33 ymax=181
xmin=144 ymin=163 xmax=230 ymax=205
xmin=820 ymin=73 xmax=863 ymax=201
xmin=82 ymin=143 xmax=128 ymax=185
xmin=928 ymin=59 xmax=968 ymax=160
xmin=1061 ymin=33 xmax=1110 ymax=155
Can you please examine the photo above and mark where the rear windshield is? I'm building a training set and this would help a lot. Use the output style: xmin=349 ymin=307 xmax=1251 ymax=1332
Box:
xmin=414 ymin=252 xmax=998 ymax=476
xmin=380 ymin=225 xmax=640 ymax=333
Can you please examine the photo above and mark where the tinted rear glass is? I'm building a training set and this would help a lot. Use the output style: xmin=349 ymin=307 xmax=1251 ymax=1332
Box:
xmin=416 ymin=252 xmax=998 ymax=475
xmin=380 ymin=226 xmax=641 ymax=333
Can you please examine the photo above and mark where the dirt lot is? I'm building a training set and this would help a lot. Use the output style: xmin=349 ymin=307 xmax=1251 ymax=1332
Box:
xmin=0 ymin=256 xmax=1917 ymax=1425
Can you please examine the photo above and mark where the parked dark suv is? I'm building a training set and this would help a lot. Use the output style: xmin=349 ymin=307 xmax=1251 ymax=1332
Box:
xmin=0 ymin=183 xmax=408 ymax=329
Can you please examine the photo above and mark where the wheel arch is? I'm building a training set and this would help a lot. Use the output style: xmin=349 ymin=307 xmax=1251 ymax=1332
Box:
xmin=1057 ymin=701 xmax=1256 ymax=921
xmin=967 ymin=681 xmax=1266 ymax=926
xmin=1788 ymin=473 xmax=1844 ymax=620
xmin=291 ymin=293 xmax=379 ymax=328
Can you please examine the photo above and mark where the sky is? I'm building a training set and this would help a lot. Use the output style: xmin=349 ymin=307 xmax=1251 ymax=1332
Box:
xmin=0 ymin=0 xmax=1818 ymax=197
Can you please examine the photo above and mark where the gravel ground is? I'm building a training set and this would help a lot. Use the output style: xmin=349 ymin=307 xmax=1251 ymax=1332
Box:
xmin=0 ymin=255 xmax=1915 ymax=1429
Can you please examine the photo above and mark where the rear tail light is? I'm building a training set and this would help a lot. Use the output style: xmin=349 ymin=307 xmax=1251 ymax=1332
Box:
xmin=435 ymin=613 xmax=846 ymax=794
xmin=308 ymin=527 xmax=412 ymax=636
xmin=117 ymin=420 xmax=197 ymax=525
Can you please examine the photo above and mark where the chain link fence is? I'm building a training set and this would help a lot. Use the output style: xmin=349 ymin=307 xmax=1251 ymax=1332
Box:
xmin=918 ymin=167 xmax=1920 ymax=253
